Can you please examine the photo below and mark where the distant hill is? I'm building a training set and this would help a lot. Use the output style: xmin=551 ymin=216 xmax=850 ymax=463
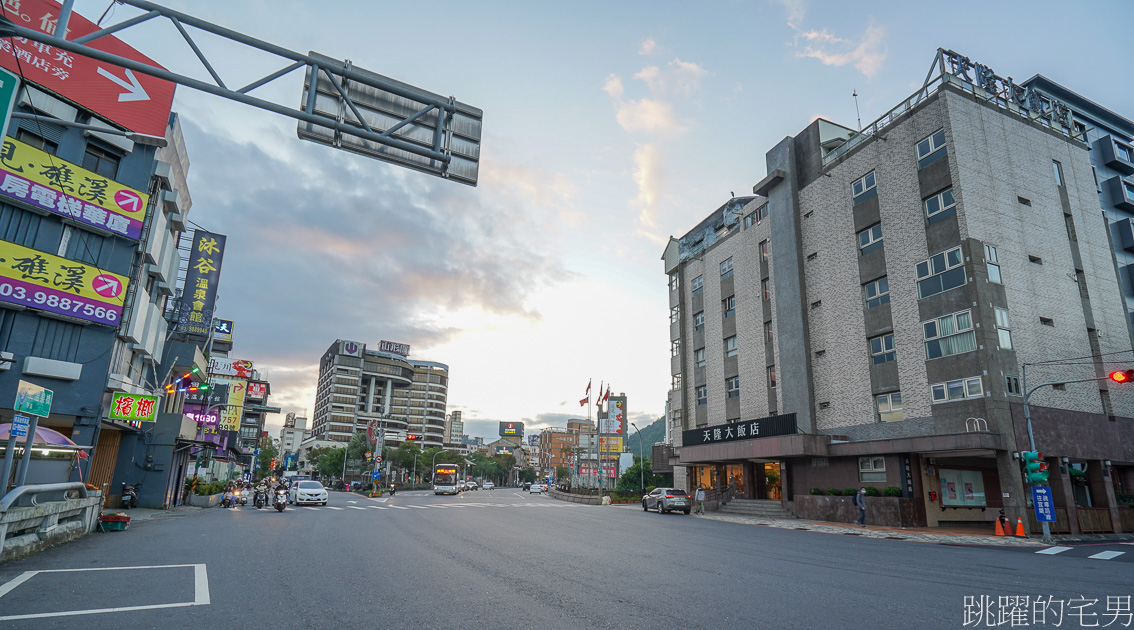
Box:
xmin=625 ymin=416 xmax=665 ymax=459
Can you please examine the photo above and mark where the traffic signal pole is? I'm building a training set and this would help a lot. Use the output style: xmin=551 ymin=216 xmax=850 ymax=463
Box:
xmin=1020 ymin=365 xmax=1120 ymax=544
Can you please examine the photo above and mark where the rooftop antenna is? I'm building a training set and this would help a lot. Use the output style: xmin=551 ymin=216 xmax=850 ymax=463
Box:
xmin=852 ymin=90 xmax=862 ymax=131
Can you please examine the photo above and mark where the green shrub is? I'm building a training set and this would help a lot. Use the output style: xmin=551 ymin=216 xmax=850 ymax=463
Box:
xmin=882 ymin=486 xmax=903 ymax=497
xmin=864 ymin=486 xmax=881 ymax=497
xmin=644 ymin=486 xmax=656 ymax=495
xmin=809 ymin=488 xmax=823 ymax=495
xmin=825 ymin=488 xmax=841 ymax=496
xmin=843 ymin=488 xmax=859 ymax=496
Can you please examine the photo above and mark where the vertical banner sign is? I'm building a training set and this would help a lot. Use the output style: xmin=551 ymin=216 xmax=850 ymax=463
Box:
xmin=1032 ymin=486 xmax=1056 ymax=523
xmin=178 ymin=231 xmax=225 ymax=336
xmin=0 ymin=67 xmax=18 ymax=144
xmin=212 ymin=376 xmax=246 ymax=431
xmin=899 ymin=454 xmax=916 ymax=498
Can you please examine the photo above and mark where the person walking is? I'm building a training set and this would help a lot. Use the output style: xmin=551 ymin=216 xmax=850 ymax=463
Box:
xmin=855 ymin=487 xmax=867 ymax=527
xmin=694 ymin=486 xmax=706 ymax=514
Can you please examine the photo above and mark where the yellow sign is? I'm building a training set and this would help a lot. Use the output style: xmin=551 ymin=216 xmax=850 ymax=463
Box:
xmin=600 ymin=436 xmax=623 ymax=453
xmin=0 ymin=239 xmax=129 ymax=326
xmin=213 ymin=376 xmax=246 ymax=431
xmin=0 ymin=138 xmax=149 ymax=240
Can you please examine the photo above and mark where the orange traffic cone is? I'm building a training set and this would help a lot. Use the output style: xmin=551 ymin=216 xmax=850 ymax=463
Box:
xmin=1014 ymin=517 xmax=1027 ymax=537
xmin=994 ymin=518 xmax=1006 ymax=536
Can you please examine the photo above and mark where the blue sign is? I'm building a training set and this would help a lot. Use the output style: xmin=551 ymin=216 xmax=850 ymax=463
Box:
xmin=253 ymin=449 xmax=260 ymax=456
xmin=371 ymin=471 xmax=381 ymax=480
xmin=11 ymin=414 xmax=29 ymax=438
xmin=1032 ymin=486 xmax=1056 ymax=522
xmin=242 ymin=472 xmax=252 ymax=481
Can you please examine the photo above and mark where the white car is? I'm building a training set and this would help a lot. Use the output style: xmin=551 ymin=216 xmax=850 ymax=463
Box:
xmin=290 ymin=480 xmax=328 ymax=505
xmin=529 ymin=483 xmax=548 ymax=494
xmin=482 ymin=482 xmax=495 ymax=490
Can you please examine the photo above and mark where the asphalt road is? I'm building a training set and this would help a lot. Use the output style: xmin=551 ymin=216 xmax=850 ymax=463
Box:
xmin=1 ymin=489 xmax=1131 ymax=629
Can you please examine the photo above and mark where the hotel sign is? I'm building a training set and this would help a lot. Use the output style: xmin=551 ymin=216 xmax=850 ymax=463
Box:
xmin=378 ymin=340 xmax=410 ymax=356
xmin=940 ymin=49 xmax=1076 ymax=131
xmin=682 ymin=413 xmax=797 ymax=447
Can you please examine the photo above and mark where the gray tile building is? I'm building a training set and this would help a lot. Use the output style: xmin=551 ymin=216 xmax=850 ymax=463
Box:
xmin=662 ymin=49 xmax=1134 ymax=534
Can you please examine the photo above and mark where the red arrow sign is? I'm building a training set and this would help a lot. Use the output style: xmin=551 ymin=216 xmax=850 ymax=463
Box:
xmin=0 ymin=0 xmax=176 ymax=137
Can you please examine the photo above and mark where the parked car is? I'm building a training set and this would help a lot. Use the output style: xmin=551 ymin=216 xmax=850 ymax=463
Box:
xmin=290 ymin=480 xmax=329 ymax=506
xmin=642 ymin=488 xmax=691 ymax=514
xmin=529 ymin=483 xmax=547 ymax=494
xmin=482 ymin=482 xmax=495 ymax=490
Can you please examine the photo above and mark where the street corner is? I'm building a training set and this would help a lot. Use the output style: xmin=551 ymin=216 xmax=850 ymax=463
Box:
xmin=0 ymin=564 xmax=209 ymax=622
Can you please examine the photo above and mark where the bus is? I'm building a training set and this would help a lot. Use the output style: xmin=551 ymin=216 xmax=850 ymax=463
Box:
xmin=433 ymin=464 xmax=460 ymax=495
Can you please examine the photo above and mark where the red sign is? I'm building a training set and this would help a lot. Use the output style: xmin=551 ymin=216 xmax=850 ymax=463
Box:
xmin=0 ymin=0 xmax=176 ymax=137
xmin=246 ymin=382 xmax=267 ymax=399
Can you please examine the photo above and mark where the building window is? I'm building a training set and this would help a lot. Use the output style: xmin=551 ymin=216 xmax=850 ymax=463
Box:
xmin=692 ymin=275 xmax=703 ymax=296
xmin=1052 ymin=160 xmax=1064 ymax=187
xmin=767 ymin=365 xmax=777 ymax=388
xmin=1116 ymin=142 xmax=1133 ymax=162
xmin=1073 ymin=121 xmax=1088 ymax=141
xmin=858 ymin=223 xmax=883 ymax=256
xmin=722 ymin=295 xmax=735 ymax=318
xmin=1040 ymin=316 xmax=1054 ymax=327
xmin=764 ymin=321 xmax=773 ymax=344
xmin=1124 ymin=181 xmax=1134 ymax=202
xmin=696 ymin=386 xmax=707 ymax=405
xmin=876 ymin=393 xmax=903 ymax=423
xmin=924 ymin=188 xmax=957 ymax=225
xmin=930 ymin=376 xmax=983 ymax=403
xmin=672 ymin=374 xmax=682 ymax=390
xmin=869 ymin=333 xmax=895 ymax=364
xmin=16 ymin=129 xmax=58 ymax=155
xmin=695 ymin=347 xmax=706 ymax=368
xmin=83 ymin=143 xmax=121 ymax=179
xmin=743 ymin=214 xmax=755 ymax=229
xmin=671 ymin=340 xmax=680 ymax=358
xmin=759 ymin=240 xmax=769 ymax=262
xmin=984 ymin=244 xmax=1001 ymax=284
xmin=694 ymin=311 xmax=704 ymax=331
xmin=916 ymin=128 xmax=947 ymax=168
xmin=670 ymin=305 xmax=680 ymax=324
xmin=864 ymin=277 xmax=889 ymax=308
xmin=726 ymin=377 xmax=740 ymax=398
xmin=762 ymin=278 xmax=771 ymax=301
xmin=852 ymin=170 xmax=877 ymax=203
xmin=1006 ymin=375 xmax=1021 ymax=396
xmin=923 ymin=310 xmax=976 ymax=360
xmin=724 ymin=336 xmax=738 ymax=358
xmin=916 ymin=246 xmax=965 ymax=299
xmin=995 ymin=307 xmax=1013 ymax=350
xmin=859 ymin=456 xmax=887 ymax=482
xmin=669 ymin=273 xmax=679 ymax=291
xmin=720 ymin=257 xmax=733 ymax=279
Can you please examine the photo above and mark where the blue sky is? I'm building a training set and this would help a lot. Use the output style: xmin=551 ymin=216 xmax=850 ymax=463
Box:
xmin=68 ymin=0 xmax=1134 ymax=440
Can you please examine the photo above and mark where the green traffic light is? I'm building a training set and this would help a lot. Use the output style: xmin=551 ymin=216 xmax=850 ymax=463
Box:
xmin=1021 ymin=451 xmax=1049 ymax=483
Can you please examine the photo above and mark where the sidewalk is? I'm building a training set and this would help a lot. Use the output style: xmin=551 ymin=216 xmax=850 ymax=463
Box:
xmin=99 ymin=504 xmax=204 ymax=525
xmin=689 ymin=511 xmax=1049 ymax=546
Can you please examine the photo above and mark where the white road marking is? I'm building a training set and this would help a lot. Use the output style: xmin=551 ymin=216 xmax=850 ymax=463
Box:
xmin=390 ymin=506 xmax=409 ymax=510
xmin=1088 ymin=551 xmax=1125 ymax=560
xmin=347 ymin=501 xmax=357 ymax=504
xmin=408 ymin=505 xmax=429 ymax=509
xmin=348 ymin=506 xmax=367 ymax=510
xmin=0 ymin=564 xmax=209 ymax=621
xmin=371 ymin=506 xmax=388 ymax=510
xmin=1035 ymin=547 xmax=1073 ymax=555
xmin=325 ymin=506 xmax=344 ymax=510
xmin=303 ymin=507 xmax=319 ymax=511
xmin=1122 ymin=542 xmax=1134 ymax=546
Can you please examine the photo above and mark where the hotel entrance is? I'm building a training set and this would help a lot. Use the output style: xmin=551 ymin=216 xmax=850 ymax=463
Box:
xmin=760 ymin=462 xmax=782 ymax=500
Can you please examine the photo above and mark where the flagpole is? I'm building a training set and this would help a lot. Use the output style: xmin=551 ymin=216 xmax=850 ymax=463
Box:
xmin=587 ymin=380 xmax=593 ymax=489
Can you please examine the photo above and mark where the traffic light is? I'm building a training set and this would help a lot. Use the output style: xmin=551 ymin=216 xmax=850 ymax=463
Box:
xmin=1022 ymin=451 xmax=1049 ymax=483
xmin=406 ymin=434 xmax=421 ymax=441
xmin=1108 ymin=370 xmax=1134 ymax=383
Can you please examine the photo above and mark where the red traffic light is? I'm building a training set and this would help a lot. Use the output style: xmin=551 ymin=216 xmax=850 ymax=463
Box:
xmin=1109 ymin=370 xmax=1134 ymax=383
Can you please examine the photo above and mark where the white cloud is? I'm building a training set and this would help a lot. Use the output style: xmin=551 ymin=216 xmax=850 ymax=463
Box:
xmin=778 ymin=0 xmax=806 ymax=30
xmin=615 ymin=98 xmax=685 ymax=135
xmin=632 ymin=143 xmax=664 ymax=228
xmin=791 ymin=21 xmax=887 ymax=78
xmin=638 ymin=37 xmax=657 ymax=55
xmin=603 ymin=73 xmax=624 ymax=99
xmin=632 ymin=58 xmax=707 ymax=96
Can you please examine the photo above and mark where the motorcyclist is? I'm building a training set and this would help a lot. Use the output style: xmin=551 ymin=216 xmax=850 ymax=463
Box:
xmin=275 ymin=478 xmax=290 ymax=504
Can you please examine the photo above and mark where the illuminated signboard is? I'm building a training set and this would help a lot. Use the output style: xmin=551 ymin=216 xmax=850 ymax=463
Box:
xmin=498 ymin=421 xmax=524 ymax=437
xmin=109 ymin=392 xmax=159 ymax=422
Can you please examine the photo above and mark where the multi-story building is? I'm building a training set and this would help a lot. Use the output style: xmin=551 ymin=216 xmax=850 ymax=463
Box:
xmin=537 ymin=427 xmax=577 ymax=477
xmin=311 ymin=339 xmax=448 ymax=447
xmin=279 ymin=413 xmax=308 ymax=468
xmin=662 ymin=49 xmax=1134 ymax=534
xmin=445 ymin=410 xmax=463 ymax=443
xmin=1021 ymin=75 xmax=1134 ymax=345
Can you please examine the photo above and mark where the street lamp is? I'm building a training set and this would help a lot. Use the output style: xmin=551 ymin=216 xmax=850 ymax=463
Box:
xmin=631 ymin=422 xmax=644 ymax=495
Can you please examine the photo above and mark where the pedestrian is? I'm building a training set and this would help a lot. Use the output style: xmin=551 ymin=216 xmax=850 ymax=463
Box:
xmin=855 ymin=487 xmax=867 ymax=527
xmin=694 ymin=486 xmax=706 ymax=514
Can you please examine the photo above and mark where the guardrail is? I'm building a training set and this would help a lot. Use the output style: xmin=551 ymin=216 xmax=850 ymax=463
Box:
xmin=1 ymin=484 xmax=101 ymax=562
xmin=0 ymin=482 xmax=89 ymax=512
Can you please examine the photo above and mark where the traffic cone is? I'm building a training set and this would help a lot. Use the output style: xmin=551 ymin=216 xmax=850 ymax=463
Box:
xmin=994 ymin=518 xmax=1006 ymax=536
xmin=1014 ymin=517 xmax=1027 ymax=537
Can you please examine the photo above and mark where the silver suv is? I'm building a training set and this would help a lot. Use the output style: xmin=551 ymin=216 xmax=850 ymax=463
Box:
xmin=642 ymin=488 xmax=691 ymax=515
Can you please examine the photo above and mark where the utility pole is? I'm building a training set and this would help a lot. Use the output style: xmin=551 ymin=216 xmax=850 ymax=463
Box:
xmin=631 ymin=422 xmax=644 ymax=495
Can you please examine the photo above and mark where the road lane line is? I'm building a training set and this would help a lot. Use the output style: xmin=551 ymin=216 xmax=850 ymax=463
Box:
xmin=325 ymin=506 xmax=344 ymax=510
xmin=0 ymin=571 xmax=38 ymax=599
xmin=303 ymin=507 xmax=319 ymax=511
xmin=373 ymin=506 xmax=388 ymax=510
xmin=348 ymin=506 xmax=367 ymax=510
xmin=390 ymin=506 xmax=409 ymax=510
xmin=1035 ymin=547 xmax=1072 ymax=555
xmin=1088 ymin=551 xmax=1125 ymax=560
xmin=408 ymin=505 xmax=429 ymax=509
xmin=193 ymin=564 xmax=210 ymax=605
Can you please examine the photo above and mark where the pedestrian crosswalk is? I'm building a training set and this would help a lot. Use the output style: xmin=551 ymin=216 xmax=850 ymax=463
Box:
xmin=226 ymin=501 xmax=581 ymax=515
xmin=1033 ymin=545 xmax=1129 ymax=561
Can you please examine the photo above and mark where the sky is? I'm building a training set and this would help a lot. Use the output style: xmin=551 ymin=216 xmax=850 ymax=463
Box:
xmin=65 ymin=0 xmax=1134 ymax=441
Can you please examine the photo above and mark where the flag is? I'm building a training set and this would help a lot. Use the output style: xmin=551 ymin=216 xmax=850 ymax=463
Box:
xmin=602 ymin=386 xmax=610 ymax=403
xmin=597 ymin=381 xmax=603 ymax=403
xmin=578 ymin=397 xmax=587 ymax=407
xmin=585 ymin=379 xmax=591 ymax=396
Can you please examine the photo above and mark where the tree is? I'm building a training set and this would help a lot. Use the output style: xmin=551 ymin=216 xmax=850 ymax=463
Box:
xmin=555 ymin=466 xmax=569 ymax=481
xmin=256 ymin=436 xmax=278 ymax=478
xmin=518 ymin=468 xmax=537 ymax=484
xmin=616 ymin=456 xmax=655 ymax=493
xmin=316 ymin=448 xmax=344 ymax=480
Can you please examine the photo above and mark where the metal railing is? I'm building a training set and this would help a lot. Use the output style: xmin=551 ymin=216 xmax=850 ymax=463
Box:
xmin=0 ymin=482 xmax=90 ymax=512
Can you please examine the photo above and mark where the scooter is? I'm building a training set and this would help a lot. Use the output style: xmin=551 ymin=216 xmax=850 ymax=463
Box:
xmin=121 ymin=482 xmax=140 ymax=509
xmin=388 ymin=484 xmax=396 ymax=496
xmin=254 ymin=488 xmax=267 ymax=509
xmin=220 ymin=489 xmax=235 ymax=508
xmin=274 ymin=488 xmax=288 ymax=512
xmin=236 ymin=488 xmax=247 ymax=506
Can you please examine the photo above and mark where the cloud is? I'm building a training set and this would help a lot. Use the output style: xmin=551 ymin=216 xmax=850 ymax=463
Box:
xmin=632 ymin=144 xmax=664 ymax=228
xmin=614 ymin=98 xmax=685 ymax=135
xmin=632 ymin=58 xmax=707 ymax=96
xmin=638 ymin=37 xmax=657 ymax=55
xmin=791 ymin=21 xmax=887 ymax=78
xmin=602 ymin=73 xmax=624 ymax=99
xmin=604 ymin=58 xmax=705 ymax=136
xmin=778 ymin=0 xmax=806 ymax=30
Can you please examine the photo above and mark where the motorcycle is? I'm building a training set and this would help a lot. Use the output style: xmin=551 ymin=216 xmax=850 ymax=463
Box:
xmin=220 ymin=489 xmax=235 ymax=508
xmin=121 ymin=482 xmax=140 ymax=509
xmin=274 ymin=488 xmax=288 ymax=512
xmin=235 ymin=488 xmax=247 ymax=506
xmin=254 ymin=488 xmax=267 ymax=509
xmin=388 ymin=484 xmax=396 ymax=496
